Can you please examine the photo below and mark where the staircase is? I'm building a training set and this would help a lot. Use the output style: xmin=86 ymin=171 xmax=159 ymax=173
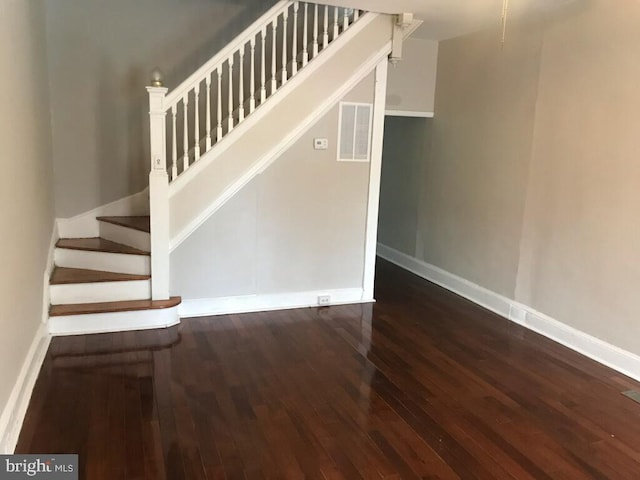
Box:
xmin=48 ymin=1 xmax=414 ymax=335
xmin=48 ymin=216 xmax=181 ymax=335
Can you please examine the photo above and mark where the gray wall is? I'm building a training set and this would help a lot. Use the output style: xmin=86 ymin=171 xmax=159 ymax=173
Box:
xmin=379 ymin=0 xmax=640 ymax=355
xmin=386 ymin=37 xmax=438 ymax=114
xmin=0 ymin=0 xmax=55 ymax=426
xmin=46 ymin=0 xmax=277 ymax=218
xmin=515 ymin=0 xmax=640 ymax=354
xmin=171 ymin=75 xmax=374 ymax=299
xmin=378 ymin=117 xmax=430 ymax=256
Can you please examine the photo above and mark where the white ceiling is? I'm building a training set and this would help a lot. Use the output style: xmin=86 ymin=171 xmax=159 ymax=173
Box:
xmin=328 ymin=0 xmax=580 ymax=40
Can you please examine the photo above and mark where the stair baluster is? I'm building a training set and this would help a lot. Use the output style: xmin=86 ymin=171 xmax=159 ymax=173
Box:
xmin=171 ymin=105 xmax=177 ymax=180
xmin=182 ymin=93 xmax=189 ymax=171
xmin=323 ymin=5 xmax=329 ymax=48
xmin=302 ymin=3 xmax=309 ymax=66
xmin=239 ymin=46 xmax=245 ymax=122
xmin=250 ymin=38 xmax=256 ymax=113
xmin=205 ymin=74 xmax=212 ymax=150
xmin=292 ymin=2 xmax=299 ymax=75
xmin=260 ymin=27 xmax=267 ymax=103
xmin=313 ymin=4 xmax=319 ymax=57
xmin=228 ymin=56 xmax=234 ymax=132
xmin=282 ymin=8 xmax=288 ymax=84
xmin=194 ymin=83 xmax=200 ymax=161
xmin=216 ymin=69 xmax=222 ymax=141
xmin=271 ymin=18 xmax=277 ymax=94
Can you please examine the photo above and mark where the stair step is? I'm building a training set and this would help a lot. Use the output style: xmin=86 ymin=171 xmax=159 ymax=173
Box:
xmin=50 ymin=297 xmax=181 ymax=317
xmin=56 ymin=238 xmax=150 ymax=256
xmin=97 ymin=216 xmax=150 ymax=233
xmin=50 ymin=267 xmax=150 ymax=285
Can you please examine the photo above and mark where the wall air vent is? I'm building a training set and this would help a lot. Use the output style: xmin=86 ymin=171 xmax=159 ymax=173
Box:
xmin=338 ymin=102 xmax=373 ymax=162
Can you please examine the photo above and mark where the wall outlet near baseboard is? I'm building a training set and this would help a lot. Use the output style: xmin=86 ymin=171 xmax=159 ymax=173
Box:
xmin=317 ymin=295 xmax=331 ymax=306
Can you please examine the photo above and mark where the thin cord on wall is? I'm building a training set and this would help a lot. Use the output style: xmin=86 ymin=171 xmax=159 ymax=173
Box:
xmin=501 ymin=0 xmax=510 ymax=49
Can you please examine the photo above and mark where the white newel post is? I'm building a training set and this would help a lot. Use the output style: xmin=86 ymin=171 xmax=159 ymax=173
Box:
xmin=146 ymin=74 xmax=171 ymax=301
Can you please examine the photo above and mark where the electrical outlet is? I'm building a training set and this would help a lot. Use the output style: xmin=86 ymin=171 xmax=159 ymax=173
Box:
xmin=317 ymin=295 xmax=331 ymax=306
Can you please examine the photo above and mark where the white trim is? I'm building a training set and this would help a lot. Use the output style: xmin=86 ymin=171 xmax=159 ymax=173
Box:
xmin=49 ymin=306 xmax=180 ymax=336
xmin=377 ymin=243 xmax=640 ymax=383
xmin=0 ymin=323 xmax=50 ymax=453
xmin=385 ymin=110 xmax=434 ymax=118
xmin=57 ymin=188 xmax=149 ymax=239
xmin=169 ymin=24 xmax=393 ymax=251
xmin=179 ymin=288 xmax=368 ymax=318
xmin=362 ymin=60 xmax=388 ymax=300
xmin=337 ymin=101 xmax=374 ymax=162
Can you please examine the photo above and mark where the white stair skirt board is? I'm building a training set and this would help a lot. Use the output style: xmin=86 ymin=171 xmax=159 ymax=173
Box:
xmin=54 ymin=249 xmax=151 ymax=276
xmin=0 ymin=323 xmax=50 ymax=454
xmin=98 ymin=222 xmax=150 ymax=251
xmin=57 ymin=188 xmax=149 ymax=239
xmin=49 ymin=306 xmax=181 ymax=336
xmin=179 ymin=288 xmax=368 ymax=318
xmin=50 ymin=280 xmax=151 ymax=305
xmin=376 ymin=243 xmax=640 ymax=383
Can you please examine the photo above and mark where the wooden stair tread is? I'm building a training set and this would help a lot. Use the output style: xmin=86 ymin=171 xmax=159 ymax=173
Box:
xmin=50 ymin=297 xmax=181 ymax=317
xmin=50 ymin=267 xmax=150 ymax=285
xmin=56 ymin=237 xmax=150 ymax=256
xmin=97 ymin=216 xmax=150 ymax=233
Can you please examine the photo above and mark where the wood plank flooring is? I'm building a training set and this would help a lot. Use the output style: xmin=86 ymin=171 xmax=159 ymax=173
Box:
xmin=17 ymin=258 xmax=640 ymax=479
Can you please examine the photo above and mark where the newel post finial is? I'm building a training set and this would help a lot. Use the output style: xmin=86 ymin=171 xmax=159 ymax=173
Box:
xmin=150 ymin=67 xmax=164 ymax=87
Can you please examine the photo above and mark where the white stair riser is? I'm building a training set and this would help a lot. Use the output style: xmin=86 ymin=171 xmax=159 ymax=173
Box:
xmin=49 ymin=306 xmax=180 ymax=336
xmin=50 ymin=280 xmax=150 ymax=305
xmin=54 ymin=249 xmax=150 ymax=275
xmin=99 ymin=222 xmax=150 ymax=251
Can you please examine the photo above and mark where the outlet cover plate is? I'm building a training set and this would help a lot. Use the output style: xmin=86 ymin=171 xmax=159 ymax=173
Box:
xmin=317 ymin=295 xmax=331 ymax=306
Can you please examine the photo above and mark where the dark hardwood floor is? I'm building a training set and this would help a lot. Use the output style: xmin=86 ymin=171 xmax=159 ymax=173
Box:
xmin=17 ymin=258 xmax=640 ymax=479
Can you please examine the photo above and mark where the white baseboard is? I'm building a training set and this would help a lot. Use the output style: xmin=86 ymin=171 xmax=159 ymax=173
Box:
xmin=57 ymin=188 xmax=149 ymax=238
xmin=179 ymin=288 xmax=368 ymax=318
xmin=376 ymin=243 xmax=512 ymax=318
xmin=0 ymin=323 xmax=50 ymax=453
xmin=377 ymin=243 xmax=640 ymax=383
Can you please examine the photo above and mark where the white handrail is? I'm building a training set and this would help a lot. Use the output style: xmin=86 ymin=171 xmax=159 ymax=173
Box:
xmin=164 ymin=0 xmax=293 ymax=108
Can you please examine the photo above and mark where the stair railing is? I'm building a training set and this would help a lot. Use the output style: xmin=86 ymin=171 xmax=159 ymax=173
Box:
xmin=146 ymin=1 xmax=364 ymax=299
